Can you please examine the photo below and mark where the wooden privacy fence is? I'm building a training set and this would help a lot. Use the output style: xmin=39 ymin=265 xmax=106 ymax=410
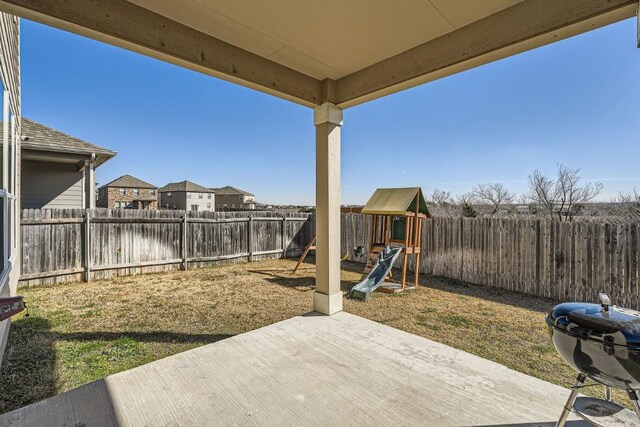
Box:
xmin=20 ymin=209 xmax=313 ymax=287
xmin=341 ymin=214 xmax=640 ymax=309
xmin=21 ymin=209 xmax=640 ymax=308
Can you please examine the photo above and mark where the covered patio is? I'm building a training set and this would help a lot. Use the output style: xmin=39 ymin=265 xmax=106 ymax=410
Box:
xmin=0 ymin=0 xmax=636 ymax=316
xmin=0 ymin=0 xmax=637 ymax=424
xmin=1 ymin=312 xmax=586 ymax=426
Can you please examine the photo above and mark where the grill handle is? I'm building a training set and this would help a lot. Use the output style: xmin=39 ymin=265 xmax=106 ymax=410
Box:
xmin=599 ymin=292 xmax=612 ymax=312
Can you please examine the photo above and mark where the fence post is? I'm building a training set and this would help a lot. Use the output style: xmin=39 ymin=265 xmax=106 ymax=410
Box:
xmin=182 ymin=214 xmax=188 ymax=271
xmin=248 ymin=216 xmax=253 ymax=262
xmin=84 ymin=210 xmax=91 ymax=282
xmin=282 ymin=216 xmax=287 ymax=258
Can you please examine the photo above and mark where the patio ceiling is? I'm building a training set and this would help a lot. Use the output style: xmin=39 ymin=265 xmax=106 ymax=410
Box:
xmin=0 ymin=0 xmax=636 ymax=108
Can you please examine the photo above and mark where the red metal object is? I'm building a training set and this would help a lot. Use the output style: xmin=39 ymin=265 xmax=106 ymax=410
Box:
xmin=0 ymin=296 xmax=26 ymax=321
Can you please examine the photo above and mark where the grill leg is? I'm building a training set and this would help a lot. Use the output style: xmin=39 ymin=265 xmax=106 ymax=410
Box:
xmin=605 ymin=386 xmax=612 ymax=402
xmin=556 ymin=373 xmax=586 ymax=427
xmin=628 ymin=390 xmax=640 ymax=418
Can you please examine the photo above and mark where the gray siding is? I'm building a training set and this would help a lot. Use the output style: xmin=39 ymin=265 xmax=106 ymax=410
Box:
xmin=0 ymin=12 xmax=20 ymax=367
xmin=215 ymin=194 xmax=244 ymax=209
xmin=160 ymin=191 xmax=214 ymax=211
xmin=21 ymin=160 xmax=83 ymax=209
xmin=0 ymin=13 xmax=19 ymax=120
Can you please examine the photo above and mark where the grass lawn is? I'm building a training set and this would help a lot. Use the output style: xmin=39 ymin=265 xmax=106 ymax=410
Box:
xmin=0 ymin=258 xmax=613 ymax=413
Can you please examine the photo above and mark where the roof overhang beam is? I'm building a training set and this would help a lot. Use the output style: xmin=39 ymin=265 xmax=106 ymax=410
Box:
xmin=0 ymin=0 xmax=636 ymax=110
xmin=334 ymin=0 xmax=637 ymax=108
xmin=0 ymin=0 xmax=323 ymax=107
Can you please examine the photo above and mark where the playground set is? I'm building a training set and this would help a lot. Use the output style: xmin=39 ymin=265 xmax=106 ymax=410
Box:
xmin=294 ymin=187 xmax=430 ymax=301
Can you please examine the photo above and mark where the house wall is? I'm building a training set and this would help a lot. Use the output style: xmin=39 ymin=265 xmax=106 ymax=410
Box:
xmin=96 ymin=185 xmax=108 ymax=207
xmin=0 ymin=12 xmax=20 ymax=367
xmin=100 ymin=187 xmax=158 ymax=209
xmin=21 ymin=160 xmax=83 ymax=209
xmin=215 ymin=194 xmax=254 ymax=210
xmin=160 ymin=191 xmax=214 ymax=211
xmin=215 ymin=194 xmax=243 ymax=210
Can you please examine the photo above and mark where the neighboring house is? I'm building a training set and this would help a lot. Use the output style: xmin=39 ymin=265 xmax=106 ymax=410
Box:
xmin=97 ymin=174 xmax=158 ymax=209
xmin=210 ymin=186 xmax=255 ymax=210
xmin=19 ymin=118 xmax=116 ymax=209
xmin=159 ymin=180 xmax=215 ymax=211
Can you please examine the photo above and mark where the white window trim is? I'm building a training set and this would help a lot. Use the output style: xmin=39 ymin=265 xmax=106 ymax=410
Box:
xmin=10 ymin=114 xmax=16 ymax=254
xmin=2 ymin=91 xmax=9 ymax=269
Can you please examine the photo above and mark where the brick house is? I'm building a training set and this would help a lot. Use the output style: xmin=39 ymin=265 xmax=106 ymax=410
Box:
xmin=97 ymin=174 xmax=158 ymax=209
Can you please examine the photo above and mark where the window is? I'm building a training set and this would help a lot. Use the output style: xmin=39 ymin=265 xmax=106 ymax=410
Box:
xmin=187 ymin=192 xmax=191 ymax=198
xmin=167 ymin=192 xmax=172 ymax=198
xmin=8 ymin=109 xmax=16 ymax=255
xmin=133 ymin=188 xmax=139 ymax=196
xmin=119 ymin=188 xmax=125 ymax=195
xmin=206 ymin=203 xmax=211 ymax=209
xmin=150 ymin=189 xmax=156 ymax=195
xmin=207 ymin=194 xmax=212 ymax=199
xmin=198 ymin=193 xmax=203 ymax=199
xmin=0 ymin=86 xmax=18 ymax=272
xmin=191 ymin=204 xmax=198 ymax=211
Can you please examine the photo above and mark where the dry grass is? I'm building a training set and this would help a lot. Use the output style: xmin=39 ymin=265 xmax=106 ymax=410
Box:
xmin=0 ymin=258 xmax=614 ymax=413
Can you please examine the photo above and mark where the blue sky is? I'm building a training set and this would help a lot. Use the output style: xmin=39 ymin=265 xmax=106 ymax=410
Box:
xmin=22 ymin=18 xmax=640 ymax=205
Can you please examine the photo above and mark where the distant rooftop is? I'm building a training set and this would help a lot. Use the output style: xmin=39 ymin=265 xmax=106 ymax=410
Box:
xmin=100 ymin=174 xmax=157 ymax=190
xmin=210 ymin=186 xmax=254 ymax=197
xmin=19 ymin=118 xmax=116 ymax=166
xmin=159 ymin=180 xmax=215 ymax=193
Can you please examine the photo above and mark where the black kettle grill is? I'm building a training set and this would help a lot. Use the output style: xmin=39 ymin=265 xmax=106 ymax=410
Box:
xmin=547 ymin=293 xmax=640 ymax=425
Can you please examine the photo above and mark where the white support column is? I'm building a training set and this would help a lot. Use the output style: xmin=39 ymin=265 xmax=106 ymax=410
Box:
xmin=88 ymin=157 xmax=96 ymax=209
xmin=83 ymin=155 xmax=96 ymax=209
xmin=313 ymin=102 xmax=343 ymax=315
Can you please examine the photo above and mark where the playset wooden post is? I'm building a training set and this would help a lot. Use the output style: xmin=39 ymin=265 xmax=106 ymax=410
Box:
xmin=360 ymin=187 xmax=430 ymax=291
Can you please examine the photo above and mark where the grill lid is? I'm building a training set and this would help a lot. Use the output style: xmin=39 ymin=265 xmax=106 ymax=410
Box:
xmin=546 ymin=296 xmax=640 ymax=348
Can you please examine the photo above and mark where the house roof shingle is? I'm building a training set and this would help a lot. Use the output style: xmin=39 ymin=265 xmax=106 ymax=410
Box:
xmin=18 ymin=118 xmax=116 ymax=166
xmin=100 ymin=174 xmax=157 ymax=189
xmin=159 ymin=180 xmax=215 ymax=193
xmin=210 ymin=185 xmax=254 ymax=197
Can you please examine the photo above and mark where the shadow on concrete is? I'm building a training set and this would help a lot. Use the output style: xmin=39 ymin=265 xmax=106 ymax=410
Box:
xmin=1 ymin=376 xmax=121 ymax=426
xmin=301 ymin=311 xmax=324 ymax=317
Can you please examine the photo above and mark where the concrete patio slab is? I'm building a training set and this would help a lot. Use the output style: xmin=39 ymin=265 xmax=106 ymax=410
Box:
xmin=0 ymin=312 xmax=585 ymax=426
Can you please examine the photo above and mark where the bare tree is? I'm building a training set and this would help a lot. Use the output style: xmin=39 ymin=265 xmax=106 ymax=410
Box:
xmin=429 ymin=188 xmax=455 ymax=216
xmin=430 ymin=189 xmax=453 ymax=205
xmin=527 ymin=164 xmax=603 ymax=222
xmin=455 ymin=192 xmax=474 ymax=205
xmin=471 ymin=183 xmax=514 ymax=216
xmin=613 ymin=189 xmax=640 ymax=223
xmin=528 ymin=170 xmax=556 ymax=220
